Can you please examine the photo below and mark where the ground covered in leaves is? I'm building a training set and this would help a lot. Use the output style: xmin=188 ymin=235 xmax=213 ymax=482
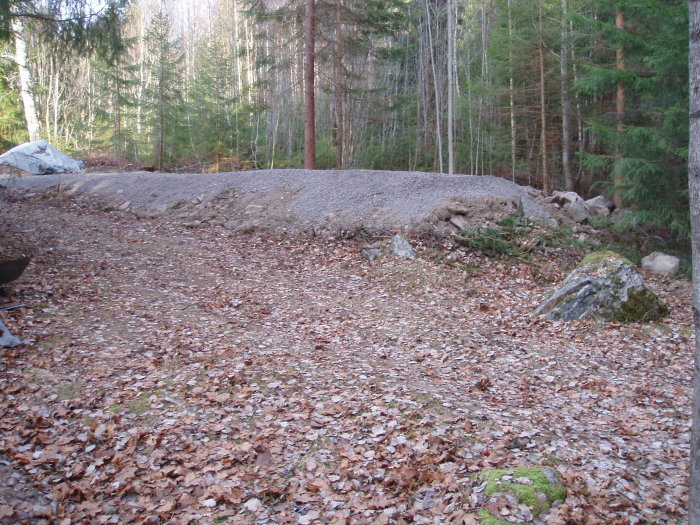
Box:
xmin=0 ymin=191 xmax=693 ymax=524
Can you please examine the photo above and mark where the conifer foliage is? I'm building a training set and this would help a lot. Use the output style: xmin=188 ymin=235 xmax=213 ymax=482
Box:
xmin=0 ymin=0 xmax=692 ymax=239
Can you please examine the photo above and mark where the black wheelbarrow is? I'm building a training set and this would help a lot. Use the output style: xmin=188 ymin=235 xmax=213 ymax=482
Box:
xmin=0 ymin=257 xmax=30 ymax=347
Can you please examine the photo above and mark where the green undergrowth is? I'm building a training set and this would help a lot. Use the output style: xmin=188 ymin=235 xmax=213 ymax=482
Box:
xmin=455 ymin=215 xmax=589 ymax=261
xmin=453 ymin=212 xmax=689 ymax=275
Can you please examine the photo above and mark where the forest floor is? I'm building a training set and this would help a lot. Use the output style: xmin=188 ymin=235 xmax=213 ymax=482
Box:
xmin=0 ymin=189 xmax=694 ymax=524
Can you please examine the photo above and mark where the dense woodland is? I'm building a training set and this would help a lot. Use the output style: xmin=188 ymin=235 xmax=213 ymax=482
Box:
xmin=0 ymin=0 xmax=690 ymax=239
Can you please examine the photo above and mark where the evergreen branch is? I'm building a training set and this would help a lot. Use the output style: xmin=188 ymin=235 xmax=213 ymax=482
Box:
xmin=8 ymin=7 xmax=107 ymax=24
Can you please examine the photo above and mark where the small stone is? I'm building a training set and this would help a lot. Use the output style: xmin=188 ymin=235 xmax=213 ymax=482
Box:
xmin=585 ymin=195 xmax=615 ymax=211
xmin=361 ymin=248 xmax=382 ymax=262
xmin=201 ymin=498 xmax=217 ymax=508
xmin=514 ymin=477 xmax=533 ymax=485
xmin=550 ymin=191 xmax=583 ymax=206
xmin=445 ymin=201 xmax=470 ymax=215
xmin=243 ymin=498 xmax=262 ymax=512
xmin=389 ymin=234 xmax=415 ymax=258
xmin=449 ymin=215 xmax=470 ymax=231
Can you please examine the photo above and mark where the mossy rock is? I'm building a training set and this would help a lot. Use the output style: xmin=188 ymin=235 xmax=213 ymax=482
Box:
xmin=579 ymin=250 xmax=633 ymax=268
xmin=536 ymin=251 xmax=668 ymax=322
xmin=474 ymin=466 xmax=566 ymax=523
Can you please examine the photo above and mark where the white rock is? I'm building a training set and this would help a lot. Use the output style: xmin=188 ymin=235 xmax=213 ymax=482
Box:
xmin=244 ymin=498 xmax=262 ymax=512
xmin=389 ymin=234 xmax=415 ymax=258
xmin=641 ymin=251 xmax=680 ymax=277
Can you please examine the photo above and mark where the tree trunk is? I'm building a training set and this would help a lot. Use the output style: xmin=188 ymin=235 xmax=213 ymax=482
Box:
xmin=12 ymin=19 xmax=41 ymax=142
xmin=561 ymin=0 xmax=573 ymax=190
xmin=688 ymin=5 xmax=700 ymax=522
xmin=447 ymin=0 xmax=455 ymax=175
xmin=334 ymin=0 xmax=344 ymax=169
xmin=508 ymin=0 xmax=516 ymax=182
xmin=614 ymin=9 xmax=625 ymax=207
xmin=538 ymin=4 xmax=549 ymax=194
xmin=424 ymin=0 xmax=443 ymax=173
xmin=304 ymin=0 xmax=316 ymax=170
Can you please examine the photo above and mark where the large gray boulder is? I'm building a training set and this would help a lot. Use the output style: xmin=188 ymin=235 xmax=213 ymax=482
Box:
xmin=563 ymin=201 xmax=592 ymax=223
xmin=536 ymin=251 xmax=668 ymax=322
xmin=641 ymin=251 xmax=680 ymax=277
xmin=0 ymin=140 xmax=84 ymax=175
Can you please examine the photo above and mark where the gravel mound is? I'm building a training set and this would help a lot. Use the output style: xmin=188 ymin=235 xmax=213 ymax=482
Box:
xmin=0 ymin=169 xmax=554 ymax=233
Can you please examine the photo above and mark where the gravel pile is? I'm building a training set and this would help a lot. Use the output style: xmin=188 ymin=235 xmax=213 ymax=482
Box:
xmin=0 ymin=169 xmax=554 ymax=232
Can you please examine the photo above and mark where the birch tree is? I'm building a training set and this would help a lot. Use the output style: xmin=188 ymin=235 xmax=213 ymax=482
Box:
xmin=11 ymin=19 xmax=39 ymax=141
xmin=689 ymin=0 xmax=700 ymax=520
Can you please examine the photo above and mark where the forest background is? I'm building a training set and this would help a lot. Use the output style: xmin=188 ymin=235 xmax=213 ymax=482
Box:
xmin=0 ymin=0 xmax=691 ymax=242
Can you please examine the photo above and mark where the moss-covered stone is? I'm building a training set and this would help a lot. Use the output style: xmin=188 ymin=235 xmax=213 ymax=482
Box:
xmin=536 ymin=251 xmax=669 ymax=322
xmin=476 ymin=509 xmax=511 ymax=525
xmin=615 ymin=287 xmax=669 ymax=322
xmin=580 ymin=250 xmax=633 ymax=268
xmin=474 ymin=466 xmax=566 ymax=523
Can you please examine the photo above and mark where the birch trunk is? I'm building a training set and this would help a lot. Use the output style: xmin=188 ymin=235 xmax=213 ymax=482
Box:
xmin=688 ymin=3 xmax=700 ymax=522
xmin=424 ymin=0 xmax=443 ymax=173
xmin=12 ymin=19 xmax=41 ymax=142
xmin=447 ymin=0 xmax=455 ymax=175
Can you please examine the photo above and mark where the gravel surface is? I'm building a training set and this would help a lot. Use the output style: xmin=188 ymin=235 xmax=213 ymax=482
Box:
xmin=0 ymin=169 xmax=553 ymax=232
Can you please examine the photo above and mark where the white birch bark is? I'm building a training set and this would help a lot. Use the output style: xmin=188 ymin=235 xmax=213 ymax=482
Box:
xmin=12 ymin=19 xmax=41 ymax=142
xmin=687 ymin=2 xmax=700 ymax=521
xmin=447 ymin=0 xmax=455 ymax=175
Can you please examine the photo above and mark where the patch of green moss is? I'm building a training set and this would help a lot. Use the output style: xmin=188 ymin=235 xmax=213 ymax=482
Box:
xmin=615 ymin=288 xmax=669 ymax=322
xmin=477 ymin=509 xmax=511 ymax=525
xmin=478 ymin=466 xmax=566 ymax=515
xmin=580 ymin=250 xmax=632 ymax=268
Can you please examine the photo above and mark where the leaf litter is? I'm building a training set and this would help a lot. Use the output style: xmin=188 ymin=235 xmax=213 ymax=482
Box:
xmin=0 ymin=190 xmax=693 ymax=524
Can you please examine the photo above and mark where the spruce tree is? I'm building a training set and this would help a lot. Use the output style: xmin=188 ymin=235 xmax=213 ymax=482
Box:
xmin=187 ymin=31 xmax=244 ymax=171
xmin=92 ymin=51 xmax=139 ymax=156
xmin=140 ymin=7 xmax=185 ymax=170
xmin=577 ymin=0 xmax=689 ymax=239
